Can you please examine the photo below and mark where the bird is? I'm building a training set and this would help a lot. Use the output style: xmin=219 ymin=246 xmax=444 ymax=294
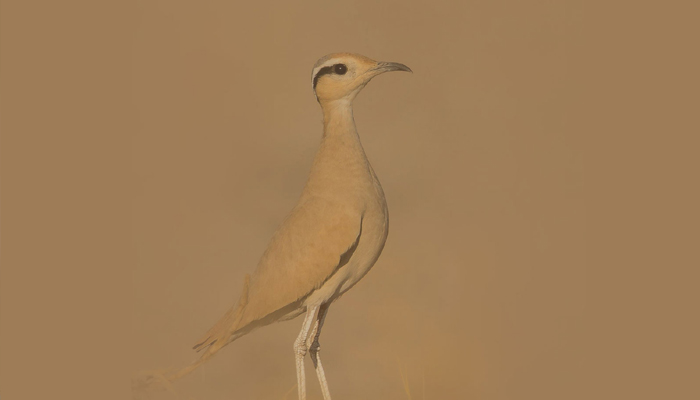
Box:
xmin=135 ymin=53 xmax=411 ymax=400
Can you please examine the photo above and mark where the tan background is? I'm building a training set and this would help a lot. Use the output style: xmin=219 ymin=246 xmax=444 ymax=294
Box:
xmin=1 ymin=1 xmax=698 ymax=399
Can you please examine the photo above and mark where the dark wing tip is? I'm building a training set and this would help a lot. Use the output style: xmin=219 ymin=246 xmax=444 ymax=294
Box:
xmin=192 ymin=338 xmax=216 ymax=352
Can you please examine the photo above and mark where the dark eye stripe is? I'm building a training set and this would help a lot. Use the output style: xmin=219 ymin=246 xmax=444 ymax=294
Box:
xmin=313 ymin=66 xmax=335 ymax=89
xmin=312 ymin=64 xmax=349 ymax=89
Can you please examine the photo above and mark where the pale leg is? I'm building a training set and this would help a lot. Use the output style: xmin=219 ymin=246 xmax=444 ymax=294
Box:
xmin=294 ymin=306 xmax=320 ymax=400
xmin=307 ymin=304 xmax=331 ymax=400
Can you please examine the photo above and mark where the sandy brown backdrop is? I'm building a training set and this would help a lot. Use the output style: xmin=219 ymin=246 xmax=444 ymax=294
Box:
xmin=1 ymin=1 xmax=698 ymax=399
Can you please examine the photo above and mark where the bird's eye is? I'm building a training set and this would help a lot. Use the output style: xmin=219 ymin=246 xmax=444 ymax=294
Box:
xmin=334 ymin=64 xmax=348 ymax=75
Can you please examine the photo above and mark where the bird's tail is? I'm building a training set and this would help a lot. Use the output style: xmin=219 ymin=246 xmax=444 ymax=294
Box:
xmin=132 ymin=275 xmax=251 ymax=398
xmin=192 ymin=273 xmax=251 ymax=352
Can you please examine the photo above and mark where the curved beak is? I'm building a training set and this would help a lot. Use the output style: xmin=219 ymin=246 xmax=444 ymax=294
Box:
xmin=370 ymin=61 xmax=413 ymax=75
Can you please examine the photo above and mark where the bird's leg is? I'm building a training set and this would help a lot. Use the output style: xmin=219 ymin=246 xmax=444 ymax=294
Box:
xmin=294 ymin=306 xmax=320 ymax=400
xmin=306 ymin=304 xmax=331 ymax=400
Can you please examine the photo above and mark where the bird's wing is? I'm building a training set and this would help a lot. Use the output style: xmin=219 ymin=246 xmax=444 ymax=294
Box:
xmin=192 ymin=197 xmax=362 ymax=351
xmin=238 ymin=197 xmax=362 ymax=328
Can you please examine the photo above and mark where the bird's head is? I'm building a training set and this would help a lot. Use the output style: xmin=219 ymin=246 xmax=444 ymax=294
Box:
xmin=311 ymin=53 xmax=411 ymax=103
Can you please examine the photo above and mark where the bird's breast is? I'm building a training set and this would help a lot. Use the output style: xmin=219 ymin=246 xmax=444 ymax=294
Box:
xmin=299 ymin=130 xmax=389 ymax=304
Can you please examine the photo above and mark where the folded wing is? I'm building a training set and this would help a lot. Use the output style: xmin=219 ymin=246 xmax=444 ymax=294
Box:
xmin=193 ymin=197 xmax=363 ymax=352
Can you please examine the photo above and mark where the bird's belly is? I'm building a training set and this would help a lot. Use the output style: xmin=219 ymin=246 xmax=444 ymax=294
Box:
xmin=303 ymin=208 xmax=388 ymax=308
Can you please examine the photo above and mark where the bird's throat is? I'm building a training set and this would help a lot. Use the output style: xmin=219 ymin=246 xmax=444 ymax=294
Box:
xmin=321 ymin=100 xmax=357 ymax=139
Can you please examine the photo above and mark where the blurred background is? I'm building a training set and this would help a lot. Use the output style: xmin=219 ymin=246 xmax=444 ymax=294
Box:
xmin=1 ymin=1 xmax=698 ymax=399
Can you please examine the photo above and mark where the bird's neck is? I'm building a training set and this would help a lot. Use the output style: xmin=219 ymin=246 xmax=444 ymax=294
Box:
xmin=318 ymin=100 xmax=366 ymax=158
xmin=321 ymin=99 xmax=358 ymax=140
xmin=302 ymin=100 xmax=374 ymax=197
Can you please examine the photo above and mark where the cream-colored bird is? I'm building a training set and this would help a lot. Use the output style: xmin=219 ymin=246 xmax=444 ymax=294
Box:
xmin=137 ymin=53 xmax=411 ymax=400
